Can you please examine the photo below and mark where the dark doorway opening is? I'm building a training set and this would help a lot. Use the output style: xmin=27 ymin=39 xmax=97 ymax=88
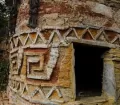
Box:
xmin=73 ymin=43 xmax=109 ymax=99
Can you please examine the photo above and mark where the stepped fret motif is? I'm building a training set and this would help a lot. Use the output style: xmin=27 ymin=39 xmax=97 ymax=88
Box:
xmin=10 ymin=27 xmax=120 ymax=51
xmin=9 ymin=26 xmax=120 ymax=105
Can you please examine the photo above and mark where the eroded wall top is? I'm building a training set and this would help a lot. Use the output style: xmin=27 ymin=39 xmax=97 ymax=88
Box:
xmin=16 ymin=0 xmax=120 ymax=34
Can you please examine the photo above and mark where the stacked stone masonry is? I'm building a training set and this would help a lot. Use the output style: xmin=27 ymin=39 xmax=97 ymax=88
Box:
xmin=6 ymin=0 xmax=120 ymax=105
xmin=0 ymin=92 xmax=9 ymax=105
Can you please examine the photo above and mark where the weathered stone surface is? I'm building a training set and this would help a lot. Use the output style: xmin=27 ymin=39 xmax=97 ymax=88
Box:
xmin=114 ymin=9 xmax=120 ymax=27
xmin=9 ymin=26 xmax=120 ymax=105
xmin=16 ymin=0 xmax=119 ymax=33
xmin=8 ymin=0 xmax=120 ymax=105
xmin=86 ymin=1 xmax=113 ymax=18
xmin=0 ymin=92 xmax=9 ymax=105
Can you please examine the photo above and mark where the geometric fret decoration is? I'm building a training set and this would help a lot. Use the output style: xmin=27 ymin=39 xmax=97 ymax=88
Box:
xmin=112 ymin=36 xmax=120 ymax=45
xmin=21 ymin=83 xmax=29 ymax=96
xmin=10 ymin=25 xmax=120 ymax=105
xmin=25 ymin=47 xmax=59 ymax=80
xmin=30 ymin=87 xmax=45 ymax=101
xmin=9 ymin=80 xmax=65 ymax=105
xmin=96 ymin=31 xmax=108 ymax=42
xmin=65 ymin=28 xmax=79 ymax=41
xmin=10 ymin=48 xmax=24 ymax=75
xmin=10 ymin=26 xmax=120 ymax=52
xmin=46 ymin=86 xmax=64 ymax=103
xmin=25 ymin=49 xmax=48 ymax=79
xmin=82 ymin=31 xmax=94 ymax=40
xmin=10 ymin=52 xmax=18 ymax=74
xmin=48 ymin=30 xmax=63 ymax=46
xmin=46 ymin=87 xmax=62 ymax=99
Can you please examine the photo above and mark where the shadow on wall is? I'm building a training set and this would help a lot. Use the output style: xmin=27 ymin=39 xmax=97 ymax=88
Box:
xmin=73 ymin=43 xmax=109 ymax=99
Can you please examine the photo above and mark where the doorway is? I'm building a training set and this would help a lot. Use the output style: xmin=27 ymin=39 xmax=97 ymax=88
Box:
xmin=73 ymin=43 xmax=109 ymax=99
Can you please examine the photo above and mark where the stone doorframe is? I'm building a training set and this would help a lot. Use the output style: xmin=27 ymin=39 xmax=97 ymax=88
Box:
xmin=103 ymin=54 xmax=116 ymax=100
xmin=72 ymin=43 xmax=117 ymax=102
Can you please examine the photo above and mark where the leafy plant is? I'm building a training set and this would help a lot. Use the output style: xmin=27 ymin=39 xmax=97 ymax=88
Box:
xmin=0 ymin=60 xmax=9 ymax=91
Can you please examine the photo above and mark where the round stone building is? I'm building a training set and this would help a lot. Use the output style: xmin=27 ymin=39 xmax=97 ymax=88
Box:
xmin=9 ymin=0 xmax=120 ymax=105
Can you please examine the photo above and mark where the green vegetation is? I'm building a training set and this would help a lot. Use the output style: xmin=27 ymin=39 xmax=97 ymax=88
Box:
xmin=0 ymin=1 xmax=9 ymax=42
xmin=0 ymin=2 xmax=9 ymax=91
xmin=0 ymin=60 xmax=9 ymax=91
xmin=0 ymin=3 xmax=8 ymax=29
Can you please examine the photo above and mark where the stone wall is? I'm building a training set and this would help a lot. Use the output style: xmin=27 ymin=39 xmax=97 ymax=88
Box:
xmin=15 ymin=0 xmax=120 ymax=33
xmin=8 ymin=0 xmax=120 ymax=105
xmin=0 ymin=92 xmax=9 ymax=105
xmin=16 ymin=0 xmax=113 ymax=32
xmin=9 ymin=26 xmax=120 ymax=105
